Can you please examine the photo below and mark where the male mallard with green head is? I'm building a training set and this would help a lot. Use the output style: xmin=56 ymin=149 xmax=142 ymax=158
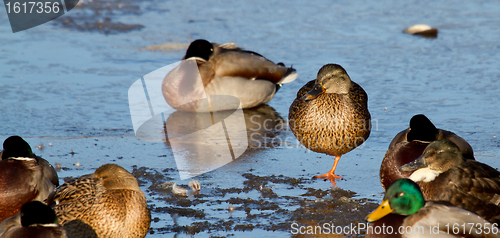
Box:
xmin=289 ymin=64 xmax=371 ymax=184
xmin=49 ymin=164 xmax=151 ymax=238
xmin=0 ymin=201 xmax=67 ymax=238
xmin=366 ymin=179 xmax=500 ymax=238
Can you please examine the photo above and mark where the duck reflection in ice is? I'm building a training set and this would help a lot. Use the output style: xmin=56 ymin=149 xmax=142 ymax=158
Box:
xmin=164 ymin=103 xmax=286 ymax=179
xmin=242 ymin=104 xmax=287 ymax=150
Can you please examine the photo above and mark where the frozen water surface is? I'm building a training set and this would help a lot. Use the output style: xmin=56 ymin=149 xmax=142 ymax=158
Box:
xmin=1 ymin=0 xmax=500 ymax=237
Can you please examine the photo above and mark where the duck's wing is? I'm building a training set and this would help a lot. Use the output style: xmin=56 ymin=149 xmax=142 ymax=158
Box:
xmin=36 ymin=156 xmax=59 ymax=186
xmin=48 ymin=174 xmax=100 ymax=220
xmin=420 ymin=162 xmax=500 ymax=224
xmin=404 ymin=202 xmax=500 ymax=238
xmin=349 ymin=82 xmax=369 ymax=105
xmin=210 ymin=46 xmax=296 ymax=85
xmin=216 ymin=42 xmax=264 ymax=57
xmin=0 ymin=213 xmax=20 ymax=237
xmin=438 ymin=130 xmax=475 ymax=160
xmin=388 ymin=129 xmax=409 ymax=150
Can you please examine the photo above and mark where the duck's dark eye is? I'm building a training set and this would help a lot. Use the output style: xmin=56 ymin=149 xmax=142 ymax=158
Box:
xmin=398 ymin=192 xmax=404 ymax=197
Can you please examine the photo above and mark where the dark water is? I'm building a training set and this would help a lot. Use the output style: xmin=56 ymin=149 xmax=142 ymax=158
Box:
xmin=1 ymin=0 xmax=500 ymax=237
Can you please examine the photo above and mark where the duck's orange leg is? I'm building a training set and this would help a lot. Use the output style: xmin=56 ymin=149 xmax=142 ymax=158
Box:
xmin=313 ymin=156 xmax=343 ymax=183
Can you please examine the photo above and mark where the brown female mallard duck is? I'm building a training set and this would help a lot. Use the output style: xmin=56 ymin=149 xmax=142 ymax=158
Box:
xmin=400 ymin=139 xmax=500 ymax=224
xmin=48 ymin=164 xmax=151 ymax=238
xmin=162 ymin=39 xmax=298 ymax=112
xmin=380 ymin=114 xmax=474 ymax=190
xmin=366 ymin=179 xmax=499 ymax=238
xmin=0 ymin=136 xmax=59 ymax=223
xmin=289 ymin=64 xmax=371 ymax=183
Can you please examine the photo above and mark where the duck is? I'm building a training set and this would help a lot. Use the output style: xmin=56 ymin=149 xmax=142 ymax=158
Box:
xmin=288 ymin=64 xmax=371 ymax=184
xmin=366 ymin=178 xmax=500 ymax=238
xmin=380 ymin=114 xmax=474 ymax=190
xmin=48 ymin=163 xmax=151 ymax=238
xmin=400 ymin=139 xmax=500 ymax=224
xmin=162 ymin=39 xmax=298 ymax=112
xmin=403 ymin=24 xmax=438 ymax=38
xmin=0 ymin=201 xmax=67 ymax=238
xmin=0 ymin=135 xmax=59 ymax=223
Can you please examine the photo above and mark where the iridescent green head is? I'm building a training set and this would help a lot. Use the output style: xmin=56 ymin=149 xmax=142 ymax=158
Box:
xmin=366 ymin=179 xmax=425 ymax=222
xmin=21 ymin=201 xmax=59 ymax=227
xmin=185 ymin=39 xmax=214 ymax=61
xmin=1 ymin=135 xmax=34 ymax=160
xmin=407 ymin=114 xmax=439 ymax=142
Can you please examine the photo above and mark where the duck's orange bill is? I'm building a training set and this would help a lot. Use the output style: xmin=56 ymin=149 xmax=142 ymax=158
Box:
xmin=302 ymin=83 xmax=325 ymax=101
xmin=366 ymin=200 xmax=393 ymax=222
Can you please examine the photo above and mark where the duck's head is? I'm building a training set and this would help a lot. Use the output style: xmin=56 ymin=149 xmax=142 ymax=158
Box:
xmin=366 ymin=178 xmax=425 ymax=222
xmin=20 ymin=201 xmax=59 ymax=227
xmin=1 ymin=135 xmax=34 ymax=160
xmin=302 ymin=64 xmax=352 ymax=101
xmin=400 ymin=140 xmax=463 ymax=182
xmin=94 ymin=164 xmax=141 ymax=192
xmin=184 ymin=39 xmax=214 ymax=61
xmin=407 ymin=114 xmax=439 ymax=142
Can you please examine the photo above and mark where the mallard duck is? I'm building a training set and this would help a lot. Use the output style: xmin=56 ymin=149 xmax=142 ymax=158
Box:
xmin=403 ymin=24 xmax=438 ymax=38
xmin=366 ymin=179 xmax=500 ymax=238
xmin=48 ymin=164 xmax=151 ymax=238
xmin=288 ymin=64 xmax=371 ymax=184
xmin=0 ymin=201 xmax=67 ymax=238
xmin=380 ymin=114 xmax=474 ymax=190
xmin=162 ymin=39 xmax=298 ymax=112
xmin=400 ymin=139 xmax=500 ymax=224
xmin=0 ymin=136 xmax=59 ymax=223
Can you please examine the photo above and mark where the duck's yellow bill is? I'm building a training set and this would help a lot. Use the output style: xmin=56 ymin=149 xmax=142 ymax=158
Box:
xmin=302 ymin=83 xmax=325 ymax=101
xmin=366 ymin=200 xmax=393 ymax=222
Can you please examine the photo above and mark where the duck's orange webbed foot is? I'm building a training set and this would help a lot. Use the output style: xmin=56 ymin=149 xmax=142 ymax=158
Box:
xmin=313 ymin=172 xmax=343 ymax=185
xmin=313 ymin=172 xmax=343 ymax=180
xmin=313 ymin=155 xmax=343 ymax=185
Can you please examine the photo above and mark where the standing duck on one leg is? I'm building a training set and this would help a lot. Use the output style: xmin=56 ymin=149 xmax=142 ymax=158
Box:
xmin=289 ymin=64 xmax=371 ymax=184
